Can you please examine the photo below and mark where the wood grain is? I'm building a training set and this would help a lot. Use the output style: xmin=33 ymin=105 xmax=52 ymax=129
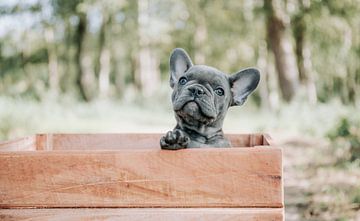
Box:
xmin=36 ymin=133 xmax=164 ymax=150
xmin=0 ymin=136 xmax=36 ymax=151
xmin=262 ymin=134 xmax=275 ymax=146
xmin=0 ymin=208 xmax=284 ymax=221
xmin=34 ymin=133 xmax=266 ymax=150
xmin=0 ymin=147 xmax=282 ymax=208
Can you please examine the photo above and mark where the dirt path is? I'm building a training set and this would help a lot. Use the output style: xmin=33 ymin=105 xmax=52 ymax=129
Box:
xmin=278 ymin=135 xmax=360 ymax=221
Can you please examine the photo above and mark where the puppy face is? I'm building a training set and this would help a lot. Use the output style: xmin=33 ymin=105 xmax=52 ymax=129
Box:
xmin=171 ymin=65 xmax=231 ymax=128
xmin=169 ymin=48 xmax=260 ymax=131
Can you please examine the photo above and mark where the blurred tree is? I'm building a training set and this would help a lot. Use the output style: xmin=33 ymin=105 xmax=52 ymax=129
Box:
xmin=292 ymin=0 xmax=317 ymax=104
xmin=187 ymin=0 xmax=209 ymax=64
xmin=264 ymin=0 xmax=300 ymax=102
xmin=0 ymin=0 xmax=359 ymax=105
xmin=44 ymin=25 xmax=60 ymax=97
xmin=136 ymin=0 xmax=161 ymax=96
xmin=51 ymin=0 xmax=91 ymax=100
xmin=74 ymin=10 xmax=89 ymax=101
xmin=96 ymin=10 xmax=112 ymax=98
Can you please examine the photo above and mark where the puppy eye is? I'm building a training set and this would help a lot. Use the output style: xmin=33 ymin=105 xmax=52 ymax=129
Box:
xmin=178 ymin=77 xmax=188 ymax=85
xmin=214 ymin=87 xmax=224 ymax=96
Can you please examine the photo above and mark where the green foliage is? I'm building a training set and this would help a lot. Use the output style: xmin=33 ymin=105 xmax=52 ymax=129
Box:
xmin=0 ymin=0 xmax=359 ymax=104
xmin=328 ymin=116 xmax=360 ymax=162
xmin=352 ymin=188 xmax=360 ymax=205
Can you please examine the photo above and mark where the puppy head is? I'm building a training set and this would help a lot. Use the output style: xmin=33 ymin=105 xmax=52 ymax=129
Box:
xmin=169 ymin=48 xmax=260 ymax=130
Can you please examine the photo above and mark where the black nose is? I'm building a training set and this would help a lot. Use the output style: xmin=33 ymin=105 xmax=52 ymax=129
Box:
xmin=188 ymin=87 xmax=205 ymax=96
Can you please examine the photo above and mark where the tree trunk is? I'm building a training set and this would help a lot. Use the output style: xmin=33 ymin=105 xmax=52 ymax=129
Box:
xmin=264 ymin=0 xmax=299 ymax=102
xmin=257 ymin=41 xmax=271 ymax=110
xmin=113 ymin=46 xmax=125 ymax=97
xmin=99 ymin=49 xmax=111 ymax=98
xmin=136 ymin=0 xmax=160 ymax=96
xmin=74 ymin=12 xmax=89 ymax=101
xmin=44 ymin=26 xmax=59 ymax=97
xmin=0 ymin=43 xmax=2 ymax=92
xmin=293 ymin=1 xmax=317 ymax=104
xmin=96 ymin=13 xmax=112 ymax=98
xmin=60 ymin=20 xmax=73 ymax=93
xmin=293 ymin=16 xmax=306 ymax=83
xmin=194 ymin=16 xmax=207 ymax=64
xmin=302 ymin=46 xmax=317 ymax=104
xmin=186 ymin=0 xmax=208 ymax=64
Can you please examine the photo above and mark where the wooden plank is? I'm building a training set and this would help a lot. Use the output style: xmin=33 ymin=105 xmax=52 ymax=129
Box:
xmin=226 ymin=134 xmax=252 ymax=147
xmin=0 ymin=148 xmax=282 ymax=208
xmin=36 ymin=133 xmax=163 ymax=150
xmin=263 ymin=134 xmax=275 ymax=146
xmin=0 ymin=208 xmax=284 ymax=221
xmin=250 ymin=134 xmax=264 ymax=147
xmin=0 ymin=136 xmax=36 ymax=151
xmin=0 ymin=134 xmax=269 ymax=151
xmin=35 ymin=133 xmax=264 ymax=150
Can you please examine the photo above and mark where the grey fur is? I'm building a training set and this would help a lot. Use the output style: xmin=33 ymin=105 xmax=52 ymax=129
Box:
xmin=160 ymin=48 xmax=260 ymax=150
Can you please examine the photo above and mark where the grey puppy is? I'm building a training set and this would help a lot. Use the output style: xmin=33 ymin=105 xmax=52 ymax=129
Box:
xmin=160 ymin=48 xmax=260 ymax=150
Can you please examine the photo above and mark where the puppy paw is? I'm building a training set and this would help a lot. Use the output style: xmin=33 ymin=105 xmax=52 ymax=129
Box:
xmin=160 ymin=129 xmax=190 ymax=150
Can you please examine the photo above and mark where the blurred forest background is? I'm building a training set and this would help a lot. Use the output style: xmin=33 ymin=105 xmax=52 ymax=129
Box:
xmin=0 ymin=0 xmax=359 ymax=220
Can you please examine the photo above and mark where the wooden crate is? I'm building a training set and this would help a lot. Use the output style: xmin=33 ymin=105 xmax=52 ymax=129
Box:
xmin=0 ymin=133 xmax=284 ymax=221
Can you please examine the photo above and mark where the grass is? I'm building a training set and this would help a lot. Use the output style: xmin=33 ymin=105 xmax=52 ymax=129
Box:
xmin=0 ymin=95 xmax=356 ymax=140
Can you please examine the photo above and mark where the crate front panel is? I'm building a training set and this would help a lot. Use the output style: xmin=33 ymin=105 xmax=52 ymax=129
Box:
xmin=35 ymin=133 xmax=267 ymax=150
xmin=0 ymin=208 xmax=284 ymax=221
xmin=0 ymin=133 xmax=270 ymax=151
xmin=0 ymin=147 xmax=282 ymax=208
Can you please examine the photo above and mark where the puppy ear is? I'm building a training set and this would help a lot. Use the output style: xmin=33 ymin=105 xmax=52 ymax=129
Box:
xmin=169 ymin=48 xmax=193 ymax=88
xmin=229 ymin=68 xmax=260 ymax=106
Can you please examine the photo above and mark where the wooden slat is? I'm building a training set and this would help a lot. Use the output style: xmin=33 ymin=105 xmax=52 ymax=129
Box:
xmin=36 ymin=133 xmax=163 ymax=150
xmin=0 ymin=208 xmax=284 ymax=221
xmin=262 ymin=134 xmax=275 ymax=146
xmin=226 ymin=134 xmax=252 ymax=147
xmin=250 ymin=134 xmax=264 ymax=147
xmin=0 ymin=136 xmax=36 ymax=151
xmin=0 ymin=147 xmax=282 ymax=208
xmin=35 ymin=133 xmax=265 ymax=150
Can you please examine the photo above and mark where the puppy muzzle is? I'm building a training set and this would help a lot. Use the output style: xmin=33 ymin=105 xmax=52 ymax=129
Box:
xmin=173 ymin=84 xmax=217 ymax=119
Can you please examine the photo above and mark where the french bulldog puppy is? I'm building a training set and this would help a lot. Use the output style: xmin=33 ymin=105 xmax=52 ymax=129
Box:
xmin=160 ymin=48 xmax=260 ymax=150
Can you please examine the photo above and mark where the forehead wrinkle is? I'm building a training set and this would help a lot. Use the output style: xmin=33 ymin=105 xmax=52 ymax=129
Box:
xmin=186 ymin=67 xmax=228 ymax=86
